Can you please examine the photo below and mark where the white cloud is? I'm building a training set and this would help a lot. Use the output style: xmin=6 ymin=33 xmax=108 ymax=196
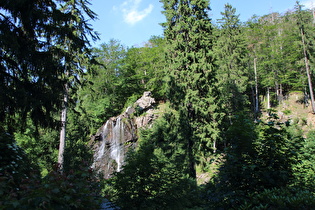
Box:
xmin=119 ymin=0 xmax=154 ymax=25
xmin=301 ymin=0 xmax=315 ymax=9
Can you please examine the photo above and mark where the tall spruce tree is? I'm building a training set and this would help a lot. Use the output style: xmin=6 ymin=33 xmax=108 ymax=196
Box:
xmin=0 ymin=0 xmax=98 ymax=174
xmin=0 ymin=0 xmax=98 ymax=133
xmin=56 ymin=0 xmax=98 ymax=171
xmin=215 ymin=4 xmax=249 ymax=122
xmin=161 ymin=0 xmax=222 ymax=177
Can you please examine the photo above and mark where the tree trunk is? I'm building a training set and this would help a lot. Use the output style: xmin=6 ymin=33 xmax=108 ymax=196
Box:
xmin=267 ymin=87 xmax=270 ymax=110
xmin=275 ymin=81 xmax=279 ymax=102
xmin=279 ymin=83 xmax=283 ymax=103
xmin=254 ymin=58 xmax=259 ymax=116
xmin=58 ymin=82 xmax=68 ymax=172
xmin=188 ymin=137 xmax=196 ymax=179
xmin=301 ymin=28 xmax=315 ymax=113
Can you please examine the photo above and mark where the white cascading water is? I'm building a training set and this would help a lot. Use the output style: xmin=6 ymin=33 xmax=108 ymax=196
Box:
xmin=96 ymin=121 xmax=110 ymax=160
xmin=110 ymin=117 xmax=124 ymax=172
xmin=93 ymin=116 xmax=125 ymax=173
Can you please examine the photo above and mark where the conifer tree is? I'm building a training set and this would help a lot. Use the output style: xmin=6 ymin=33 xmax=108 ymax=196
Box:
xmin=56 ymin=0 xmax=98 ymax=171
xmin=215 ymin=4 xmax=249 ymax=122
xmin=0 ymin=0 xmax=98 ymax=173
xmin=0 ymin=0 xmax=98 ymax=132
xmin=161 ymin=0 xmax=222 ymax=177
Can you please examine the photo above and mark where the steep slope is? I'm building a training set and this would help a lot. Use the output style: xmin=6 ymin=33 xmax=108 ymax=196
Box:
xmin=263 ymin=91 xmax=315 ymax=135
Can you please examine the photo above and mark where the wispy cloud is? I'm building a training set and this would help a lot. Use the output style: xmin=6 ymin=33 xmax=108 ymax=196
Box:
xmin=116 ymin=0 xmax=153 ymax=25
xmin=301 ymin=0 xmax=315 ymax=9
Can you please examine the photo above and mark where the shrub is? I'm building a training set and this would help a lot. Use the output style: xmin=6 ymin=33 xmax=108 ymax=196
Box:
xmin=1 ymin=161 xmax=103 ymax=209
xmin=240 ymin=187 xmax=315 ymax=209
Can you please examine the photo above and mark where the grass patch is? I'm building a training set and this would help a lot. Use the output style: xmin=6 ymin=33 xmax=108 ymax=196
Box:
xmin=283 ymin=109 xmax=292 ymax=115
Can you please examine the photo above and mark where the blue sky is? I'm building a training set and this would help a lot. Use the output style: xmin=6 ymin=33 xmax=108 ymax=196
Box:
xmin=89 ymin=0 xmax=315 ymax=48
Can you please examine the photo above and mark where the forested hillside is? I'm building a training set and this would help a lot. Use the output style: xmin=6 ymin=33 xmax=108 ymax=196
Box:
xmin=1 ymin=0 xmax=315 ymax=209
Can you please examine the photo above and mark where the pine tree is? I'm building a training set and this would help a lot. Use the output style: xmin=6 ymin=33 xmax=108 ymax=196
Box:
xmin=55 ymin=0 xmax=98 ymax=171
xmin=0 ymin=0 xmax=98 ymax=133
xmin=0 ymin=0 xmax=98 ymax=174
xmin=215 ymin=3 xmax=249 ymax=123
xmin=161 ymin=0 xmax=222 ymax=177
xmin=279 ymin=11 xmax=305 ymax=92
xmin=244 ymin=11 xmax=308 ymax=112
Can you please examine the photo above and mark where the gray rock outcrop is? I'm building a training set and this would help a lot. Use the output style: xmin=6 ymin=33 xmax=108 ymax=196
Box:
xmin=90 ymin=92 xmax=157 ymax=178
xmin=134 ymin=91 xmax=155 ymax=110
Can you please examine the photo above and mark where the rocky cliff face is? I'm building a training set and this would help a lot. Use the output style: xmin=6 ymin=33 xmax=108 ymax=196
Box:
xmin=90 ymin=92 xmax=157 ymax=178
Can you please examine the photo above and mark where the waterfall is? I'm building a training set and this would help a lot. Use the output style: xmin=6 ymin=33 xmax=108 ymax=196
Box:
xmin=91 ymin=91 xmax=157 ymax=178
xmin=110 ymin=117 xmax=124 ymax=172
xmin=96 ymin=121 xmax=110 ymax=160
xmin=93 ymin=117 xmax=125 ymax=173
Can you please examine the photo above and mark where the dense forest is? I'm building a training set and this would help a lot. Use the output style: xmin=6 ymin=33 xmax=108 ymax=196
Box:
xmin=1 ymin=0 xmax=315 ymax=209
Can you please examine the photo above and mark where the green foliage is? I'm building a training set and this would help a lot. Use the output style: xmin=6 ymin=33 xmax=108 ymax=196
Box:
xmin=78 ymin=39 xmax=128 ymax=132
xmin=2 ymin=106 xmax=102 ymax=209
xmin=144 ymin=36 xmax=167 ymax=99
xmin=283 ymin=109 xmax=292 ymax=115
xmin=0 ymin=0 xmax=98 ymax=132
xmin=244 ymin=8 xmax=308 ymax=111
xmin=124 ymin=94 xmax=142 ymax=112
xmin=78 ymin=37 xmax=166 ymax=133
xmin=3 ymin=1 xmax=315 ymax=209
xmin=109 ymin=146 xmax=198 ymax=209
xmin=253 ymin=119 xmax=302 ymax=188
xmin=161 ymin=0 xmax=223 ymax=177
xmin=13 ymin=103 xmax=96 ymax=177
xmin=106 ymin=107 xmax=203 ymax=209
xmin=15 ymin=123 xmax=59 ymax=176
xmin=207 ymin=114 xmax=303 ymax=208
xmin=240 ymin=187 xmax=315 ymax=209
xmin=1 ymin=163 xmax=103 ymax=209
xmin=0 ymin=133 xmax=39 ymax=206
xmin=206 ymin=113 xmax=257 ymax=208
xmin=63 ymin=109 xmax=95 ymax=173
xmin=120 ymin=36 xmax=167 ymax=100
xmin=215 ymin=4 xmax=250 ymax=115
xmin=293 ymin=130 xmax=315 ymax=189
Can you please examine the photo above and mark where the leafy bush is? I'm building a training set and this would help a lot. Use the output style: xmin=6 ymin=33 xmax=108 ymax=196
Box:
xmin=206 ymin=115 xmax=303 ymax=209
xmin=105 ymin=112 xmax=204 ymax=209
xmin=283 ymin=109 xmax=292 ymax=115
xmin=1 ymin=162 xmax=103 ymax=209
xmin=0 ymin=132 xmax=40 ymax=207
xmin=293 ymin=130 xmax=315 ymax=189
xmin=108 ymin=147 xmax=198 ymax=209
xmin=240 ymin=187 xmax=315 ymax=209
xmin=15 ymin=125 xmax=59 ymax=176
xmin=1 ymin=132 xmax=102 ymax=210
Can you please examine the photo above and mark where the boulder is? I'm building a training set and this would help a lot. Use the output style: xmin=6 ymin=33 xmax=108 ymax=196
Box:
xmin=134 ymin=91 xmax=156 ymax=110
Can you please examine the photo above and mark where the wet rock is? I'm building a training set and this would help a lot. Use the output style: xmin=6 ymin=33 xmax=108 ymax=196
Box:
xmin=90 ymin=92 xmax=157 ymax=178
